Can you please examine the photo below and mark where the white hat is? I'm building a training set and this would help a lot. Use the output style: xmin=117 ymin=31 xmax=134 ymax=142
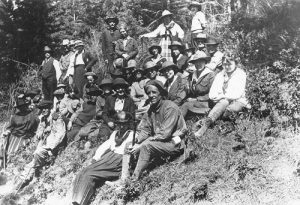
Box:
xmin=62 ymin=39 xmax=70 ymax=46
xmin=74 ymin=40 xmax=84 ymax=47
xmin=161 ymin=10 xmax=173 ymax=18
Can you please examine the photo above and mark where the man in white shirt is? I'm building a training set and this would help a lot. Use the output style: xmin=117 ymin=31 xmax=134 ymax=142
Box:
xmin=194 ymin=51 xmax=250 ymax=137
xmin=40 ymin=46 xmax=61 ymax=101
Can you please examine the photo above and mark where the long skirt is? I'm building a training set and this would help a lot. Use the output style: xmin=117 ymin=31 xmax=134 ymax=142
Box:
xmin=72 ymin=151 xmax=122 ymax=205
xmin=159 ymin=37 xmax=173 ymax=62
xmin=74 ymin=64 xmax=87 ymax=99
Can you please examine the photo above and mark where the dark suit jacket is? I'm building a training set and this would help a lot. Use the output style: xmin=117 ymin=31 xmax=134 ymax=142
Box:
xmin=81 ymin=51 xmax=97 ymax=72
xmin=176 ymin=54 xmax=189 ymax=72
xmin=164 ymin=74 xmax=186 ymax=106
xmin=102 ymin=95 xmax=136 ymax=126
xmin=101 ymin=28 xmax=121 ymax=60
xmin=115 ymin=37 xmax=138 ymax=60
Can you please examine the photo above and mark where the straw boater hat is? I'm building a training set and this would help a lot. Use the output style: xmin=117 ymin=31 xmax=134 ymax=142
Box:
xmin=43 ymin=46 xmax=52 ymax=53
xmin=74 ymin=40 xmax=84 ymax=48
xmin=105 ymin=15 xmax=119 ymax=25
xmin=57 ymin=84 xmax=67 ymax=89
xmin=161 ymin=10 xmax=173 ymax=18
xmin=149 ymin=44 xmax=162 ymax=55
xmin=188 ymin=1 xmax=202 ymax=11
xmin=110 ymin=69 xmax=124 ymax=78
xmin=160 ymin=61 xmax=179 ymax=73
xmin=189 ymin=51 xmax=211 ymax=63
xmin=168 ymin=41 xmax=184 ymax=52
xmin=112 ymin=78 xmax=129 ymax=88
xmin=84 ymin=72 xmax=98 ymax=80
xmin=125 ymin=59 xmax=137 ymax=70
xmin=53 ymin=89 xmax=65 ymax=96
xmin=145 ymin=80 xmax=168 ymax=97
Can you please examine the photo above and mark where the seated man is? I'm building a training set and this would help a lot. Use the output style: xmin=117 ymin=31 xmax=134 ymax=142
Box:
xmin=205 ymin=37 xmax=224 ymax=71
xmin=181 ymin=52 xmax=215 ymax=118
xmin=194 ymin=51 xmax=251 ymax=137
xmin=169 ymin=41 xmax=189 ymax=72
xmin=128 ymin=80 xmax=187 ymax=180
xmin=160 ymin=61 xmax=187 ymax=106
xmin=71 ymin=111 xmax=134 ymax=205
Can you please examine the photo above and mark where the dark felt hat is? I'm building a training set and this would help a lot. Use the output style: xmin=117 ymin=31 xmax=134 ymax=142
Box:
xmin=99 ymin=78 xmax=113 ymax=88
xmin=168 ymin=41 xmax=184 ymax=52
xmin=160 ymin=61 xmax=179 ymax=73
xmin=113 ymin=78 xmax=129 ymax=88
xmin=143 ymin=61 xmax=158 ymax=72
xmin=105 ymin=16 xmax=119 ymax=25
xmin=145 ymin=79 xmax=168 ymax=97
xmin=184 ymin=43 xmax=195 ymax=53
xmin=37 ymin=100 xmax=53 ymax=109
xmin=149 ymin=44 xmax=162 ymax=55
xmin=84 ymin=72 xmax=98 ymax=80
xmin=110 ymin=69 xmax=124 ymax=78
xmin=188 ymin=1 xmax=202 ymax=11
xmin=24 ymin=88 xmax=41 ymax=98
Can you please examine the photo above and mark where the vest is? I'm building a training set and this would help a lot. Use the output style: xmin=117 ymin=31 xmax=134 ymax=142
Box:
xmin=42 ymin=57 xmax=56 ymax=79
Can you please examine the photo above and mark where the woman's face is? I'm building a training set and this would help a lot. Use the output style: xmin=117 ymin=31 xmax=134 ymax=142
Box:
xmin=44 ymin=52 xmax=51 ymax=58
xmin=152 ymin=48 xmax=159 ymax=55
xmin=190 ymin=6 xmax=198 ymax=15
xmin=87 ymin=76 xmax=95 ymax=84
xmin=195 ymin=60 xmax=206 ymax=71
xmin=147 ymin=68 xmax=157 ymax=80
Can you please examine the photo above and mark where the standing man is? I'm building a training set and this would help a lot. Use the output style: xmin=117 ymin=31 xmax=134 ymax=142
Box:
xmin=102 ymin=15 xmax=121 ymax=73
xmin=40 ymin=46 xmax=61 ymax=101
xmin=68 ymin=40 xmax=97 ymax=99
xmin=59 ymin=39 xmax=74 ymax=87
xmin=115 ymin=25 xmax=138 ymax=66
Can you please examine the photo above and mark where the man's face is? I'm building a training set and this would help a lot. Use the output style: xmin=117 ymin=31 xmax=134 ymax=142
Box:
xmin=87 ymin=76 xmax=95 ymax=84
xmin=194 ymin=60 xmax=206 ymax=71
xmin=163 ymin=16 xmax=171 ymax=25
xmin=206 ymin=44 xmax=217 ymax=54
xmin=135 ymin=72 xmax=142 ymax=80
xmin=172 ymin=48 xmax=180 ymax=56
xmin=151 ymin=48 xmax=159 ymax=55
xmin=45 ymin=52 xmax=51 ymax=58
xmin=62 ymin=45 xmax=69 ymax=53
xmin=190 ymin=6 xmax=198 ymax=15
xmin=108 ymin=21 xmax=116 ymax=29
xmin=164 ymin=67 xmax=175 ymax=80
xmin=185 ymin=50 xmax=193 ymax=58
xmin=102 ymin=86 xmax=112 ymax=96
xmin=76 ymin=45 xmax=84 ymax=53
xmin=120 ymin=28 xmax=128 ymax=38
xmin=147 ymin=68 xmax=157 ymax=80
xmin=146 ymin=85 xmax=162 ymax=105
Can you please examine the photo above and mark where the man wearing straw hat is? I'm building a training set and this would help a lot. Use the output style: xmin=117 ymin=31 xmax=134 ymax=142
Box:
xmin=102 ymin=14 xmax=121 ymax=73
xmin=140 ymin=10 xmax=184 ymax=62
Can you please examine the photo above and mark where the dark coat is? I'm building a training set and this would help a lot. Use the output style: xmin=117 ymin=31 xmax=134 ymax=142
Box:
xmin=79 ymin=51 xmax=97 ymax=72
xmin=164 ymin=74 xmax=186 ymax=106
xmin=175 ymin=54 xmax=189 ymax=72
xmin=115 ymin=37 xmax=138 ymax=60
xmin=102 ymin=95 xmax=136 ymax=125
xmin=101 ymin=28 xmax=121 ymax=61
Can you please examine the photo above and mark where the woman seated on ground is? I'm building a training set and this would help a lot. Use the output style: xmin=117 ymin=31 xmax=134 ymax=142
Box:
xmin=1 ymin=96 xmax=39 ymax=161
xmin=74 ymin=78 xmax=113 ymax=145
xmin=82 ymin=72 xmax=100 ymax=103
xmin=194 ymin=51 xmax=251 ymax=137
xmin=181 ymin=52 xmax=215 ymax=118
xmin=71 ymin=111 xmax=134 ymax=205
xmin=159 ymin=61 xmax=186 ymax=106
xmin=96 ymin=78 xmax=136 ymax=144
xmin=66 ymin=86 xmax=102 ymax=143
xmin=130 ymin=67 xmax=150 ymax=119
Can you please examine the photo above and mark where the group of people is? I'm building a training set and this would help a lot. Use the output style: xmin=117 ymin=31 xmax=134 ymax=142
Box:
xmin=0 ymin=2 xmax=251 ymax=205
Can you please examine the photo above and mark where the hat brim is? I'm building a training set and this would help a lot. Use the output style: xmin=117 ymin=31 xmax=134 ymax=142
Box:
xmin=113 ymin=82 xmax=129 ymax=88
xmin=74 ymin=43 xmax=84 ymax=48
xmin=184 ymin=47 xmax=196 ymax=53
xmin=105 ymin=18 xmax=119 ymax=25
xmin=168 ymin=44 xmax=184 ymax=51
xmin=160 ymin=64 xmax=179 ymax=73
xmin=205 ymin=43 xmax=219 ymax=46
xmin=189 ymin=57 xmax=211 ymax=63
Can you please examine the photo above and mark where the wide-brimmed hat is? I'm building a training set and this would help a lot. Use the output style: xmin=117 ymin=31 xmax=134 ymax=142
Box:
xmin=184 ymin=43 xmax=195 ymax=53
xmin=205 ymin=37 xmax=220 ymax=46
xmin=99 ymin=78 xmax=113 ymax=88
xmin=84 ymin=72 xmax=98 ymax=80
xmin=161 ymin=10 xmax=173 ymax=18
xmin=14 ymin=97 xmax=29 ymax=108
xmin=37 ymin=100 xmax=53 ymax=109
xmin=160 ymin=61 xmax=179 ymax=73
xmin=53 ymin=89 xmax=65 ymax=95
xmin=105 ymin=15 xmax=119 ymax=25
xmin=74 ymin=40 xmax=84 ymax=48
xmin=113 ymin=78 xmax=129 ymax=88
xmin=24 ymin=88 xmax=41 ymax=98
xmin=110 ymin=69 xmax=124 ymax=78
xmin=44 ymin=46 xmax=52 ymax=53
xmin=189 ymin=51 xmax=211 ymax=63
xmin=125 ymin=59 xmax=137 ymax=69
xmin=143 ymin=61 xmax=158 ymax=72
xmin=145 ymin=79 xmax=168 ymax=96
xmin=62 ymin=39 xmax=70 ymax=46
xmin=149 ymin=44 xmax=162 ymax=55
xmin=188 ymin=1 xmax=202 ymax=11
xmin=168 ymin=41 xmax=184 ymax=52
xmin=86 ymin=86 xmax=102 ymax=96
